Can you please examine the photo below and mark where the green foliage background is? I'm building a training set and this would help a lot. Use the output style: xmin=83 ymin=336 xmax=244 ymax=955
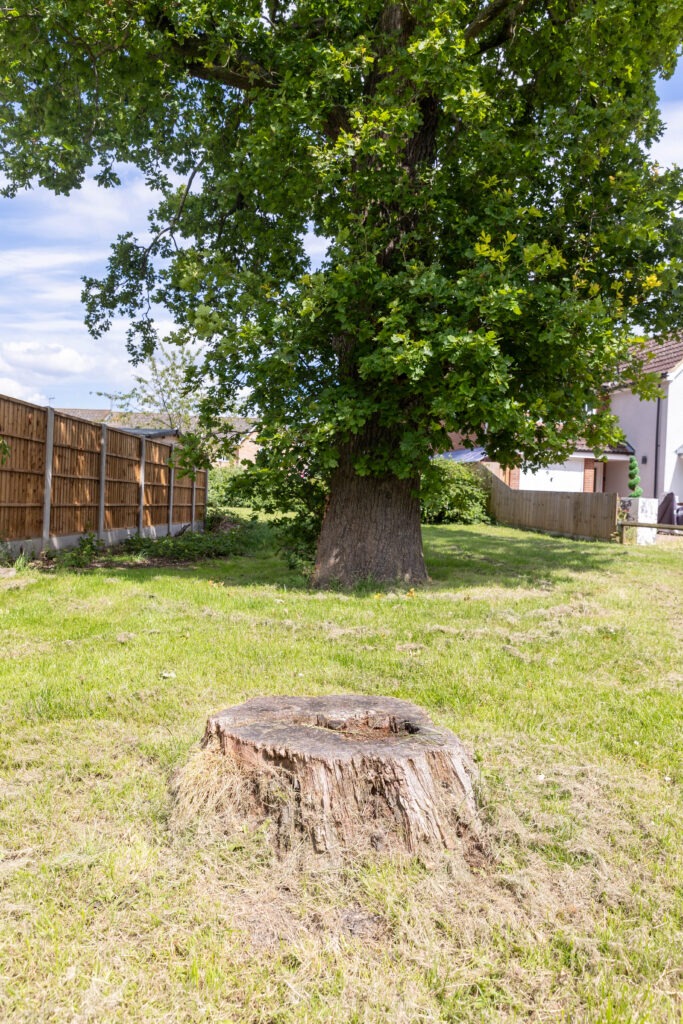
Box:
xmin=208 ymin=457 xmax=491 ymax=568
xmin=1 ymin=1 xmax=682 ymax=496
xmin=420 ymin=460 xmax=491 ymax=525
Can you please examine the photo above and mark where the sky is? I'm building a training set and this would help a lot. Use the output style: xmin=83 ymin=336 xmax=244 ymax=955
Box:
xmin=0 ymin=67 xmax=682 ymax=410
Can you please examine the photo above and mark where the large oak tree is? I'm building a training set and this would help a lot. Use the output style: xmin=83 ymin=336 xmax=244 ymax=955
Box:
xmin=1 ymin=2 xmax=682 ymax=584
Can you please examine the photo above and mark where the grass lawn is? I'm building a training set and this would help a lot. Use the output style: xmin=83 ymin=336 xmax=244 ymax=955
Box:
xmin=0 ymin=524 xmax=681 ymax=1023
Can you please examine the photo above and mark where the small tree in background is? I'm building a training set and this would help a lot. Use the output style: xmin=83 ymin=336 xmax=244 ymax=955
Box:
xmin=97 ymin=340 xmax=241 ymax=467
xmin=0 ymin=438 xmax=9 ymax=465
xmin=628 ymin=456 xmax=644 ymax=498
xmin=97 ymin=340 xmax=206 ymax=435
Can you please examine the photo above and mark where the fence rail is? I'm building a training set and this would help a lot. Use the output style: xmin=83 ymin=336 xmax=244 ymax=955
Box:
xmin=487 ymin=470 xmax=618 ymax=542
xmin=0 ymin=393 xmax=207 ymax=551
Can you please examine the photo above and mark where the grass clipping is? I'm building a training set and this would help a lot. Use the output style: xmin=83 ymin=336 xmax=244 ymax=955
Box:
xmin=170 ymin=744 xmax=272 ymax=839
xmin=170 ymin=740 xmax=316 ymax=858
xmin=162 ymin=738 xmax=668 ymax=1024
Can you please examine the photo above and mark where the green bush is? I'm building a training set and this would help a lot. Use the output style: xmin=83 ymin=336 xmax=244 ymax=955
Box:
xmin=122 ymin=519 xmax=271 ymax=562
xmin=230 ymin=465 xmax=327 ymax=571
xmin=420 ymin=460 xmax=491 ymax=525
xmin=205 ymin=460 xmax=326 ymax=571
xmin=54 ymin=532 xmax=104 ymax=569
xmin=207 ymin=465 xmax=253 ymax=518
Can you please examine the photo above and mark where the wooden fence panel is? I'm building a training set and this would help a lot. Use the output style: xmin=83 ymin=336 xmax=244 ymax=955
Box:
xmin=172 ymin=472 xmax=194 ymax=525
xmin=104 ymin=428 xmax=141 ymax=531
xmin=1 ymin=394 xmax=206 ymax=545
xmin=194 ymin=469 xmax=208 ymax=520
xmin=0 ymin=395 xmax=47 ymax=541
xmin=50 ymin=414 xmax=102 ymax=536
xmin=144 ymin=440 xmax=173 ymax=527
xmin=489 ymin=473 xmax=618 ymax=541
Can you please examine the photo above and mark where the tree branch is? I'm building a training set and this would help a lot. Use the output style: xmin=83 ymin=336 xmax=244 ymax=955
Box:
xmin=144 ymin=158 xmax=204 ymax=259
xmin=463 ymin=0 xmax=522 ymax=41
xmin=147 ymin=8 xmax=277 ymax=92
xmin=183 ymin=59 xmax=274 ymax=92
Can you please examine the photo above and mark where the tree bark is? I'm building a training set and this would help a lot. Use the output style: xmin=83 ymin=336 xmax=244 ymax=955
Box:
xmin=312 ymin=458 xmax=428 ymax=588
xmin=199 ymin=696 xmax=480 ymax=857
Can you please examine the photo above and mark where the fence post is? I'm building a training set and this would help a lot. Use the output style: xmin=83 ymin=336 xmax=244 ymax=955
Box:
xmin=138 ymin=437 xmax=146 ymax=535
xmin=203 ymin=469 xmax=208 ymax=527
xmin=98 ymin=425 xmax=107 ymax=540
xmin=41 ymin=407 xmax=55 ymax=549
xmin=168 ymin=449 xmax=175 ymax=537
xmin=191 ymin=474 xmax=197 ymax=532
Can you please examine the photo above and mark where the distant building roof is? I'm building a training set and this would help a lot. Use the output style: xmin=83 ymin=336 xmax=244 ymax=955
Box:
xmin=438 ymin=439 xmax=634 ymax=463
xmin=638 ymin=335 xmax=683 ymax=376
xmin=56 ymin=408 xmax=173 ymax=429
xmin=572 ymin=438 xmax=634 ymax=456
xmin=56 ymin=408 xmax=113 ymax=423
xmin=56 ymin=408 xmax=257 ymax=437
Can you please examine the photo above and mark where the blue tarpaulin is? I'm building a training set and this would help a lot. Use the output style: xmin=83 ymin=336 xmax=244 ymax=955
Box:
xmin=435 ymin=447 xmax=488 ymax=463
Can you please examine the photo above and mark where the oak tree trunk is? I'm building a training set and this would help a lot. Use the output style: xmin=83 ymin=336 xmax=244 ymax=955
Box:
xmin=312 ymin=459 xmax=428 ymax=588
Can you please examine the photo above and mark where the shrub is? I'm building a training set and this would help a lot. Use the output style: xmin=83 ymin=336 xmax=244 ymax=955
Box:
xmin=229 ymin=464 xmax=327 ymax=571
xmin=123 ymin=519 xmax=271 ymax=562
xmin=54 ymin=532 xmax=103 ymax=569
xmin=628 ymin=455 xmax=644 ymax=498
xmin=207 ymin=465 xmax=253 ymax=518
xmin=420 ymin=460 xmax=491 ymax=525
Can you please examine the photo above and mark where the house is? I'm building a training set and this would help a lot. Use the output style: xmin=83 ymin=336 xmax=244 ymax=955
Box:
xmin=442 ymin=335 xmax=683 ymax=499
xmin=440 ymin=439 xmax=634 ymax=494
xmin=603 ymin=335 xmax=683 ymax=500
xmin=56 ymin=408 xmax=259 ymax=464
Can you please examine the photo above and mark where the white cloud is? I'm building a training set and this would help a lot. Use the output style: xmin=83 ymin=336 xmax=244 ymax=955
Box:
xmin=303 ymin=228 xmax=329 ymax=267
xmin=3 ymin=172 xmax=157 ymax=247
xmin=0 ymin=170 xmax=158 ymax=406
xmin=0 ymin=278 xmax=85 ymax=311
xmin=0 ymin=376 xmax=49 ymax=406
xmin=2 ymin=342 xmax=97 ymax=377
xmin=0 ymin=247 xmax=106 ymax=276
xmin=651 ymin=101 xmax=683 ymax=168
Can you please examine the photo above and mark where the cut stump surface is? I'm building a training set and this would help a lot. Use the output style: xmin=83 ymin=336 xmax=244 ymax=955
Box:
xmin=202 ymin=695 xmax=479 ymax=855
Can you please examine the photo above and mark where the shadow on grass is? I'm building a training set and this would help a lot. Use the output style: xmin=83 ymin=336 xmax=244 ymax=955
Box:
xmin=53 ymin=524 xmax=626 ymax=595
xmin=423 ymin=524 xmax=625 ymax=589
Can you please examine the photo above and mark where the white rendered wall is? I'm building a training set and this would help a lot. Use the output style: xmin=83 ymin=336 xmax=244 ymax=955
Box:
xmin=663 ymin=371 xmax=683 ymax=497
xmin=518 ymin=459 xmax=584 ymax=492
xmin=609 ymin=388 xmax=662 ymax=497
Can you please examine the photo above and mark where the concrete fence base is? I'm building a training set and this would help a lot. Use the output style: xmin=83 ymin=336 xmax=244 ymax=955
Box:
xmin=3 ymin=520 xmax=205 ymax=559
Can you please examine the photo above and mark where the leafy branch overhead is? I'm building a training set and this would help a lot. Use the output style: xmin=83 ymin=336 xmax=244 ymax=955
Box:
xmin=1 ymin=1 xmax=682 ymax=581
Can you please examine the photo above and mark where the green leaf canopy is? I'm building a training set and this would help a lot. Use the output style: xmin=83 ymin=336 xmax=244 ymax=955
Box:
xmin=1 ymin=1 xmax=682 ymax=480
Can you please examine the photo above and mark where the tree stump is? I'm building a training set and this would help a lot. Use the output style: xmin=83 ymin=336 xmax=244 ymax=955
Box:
xmin=200 ymin=695 xmax=480 ymax=856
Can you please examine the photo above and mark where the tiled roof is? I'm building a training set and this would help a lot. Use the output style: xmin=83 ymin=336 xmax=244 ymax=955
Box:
xmin=108 ymin=411 xmax=173 ymax=429
xmin=56 ymin=408 xmax=112 ymax=423
xmin=633 ymin=335 xmax=683 ymax=377
xmin=572 ymin=438 xmax=634 ymax=456
xmin=56 ymin=408 xmax=256 ymax=435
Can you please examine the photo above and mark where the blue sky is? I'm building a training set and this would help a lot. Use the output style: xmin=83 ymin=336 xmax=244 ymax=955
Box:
xmin=0 ymin=67 xmax=681 ymax=409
